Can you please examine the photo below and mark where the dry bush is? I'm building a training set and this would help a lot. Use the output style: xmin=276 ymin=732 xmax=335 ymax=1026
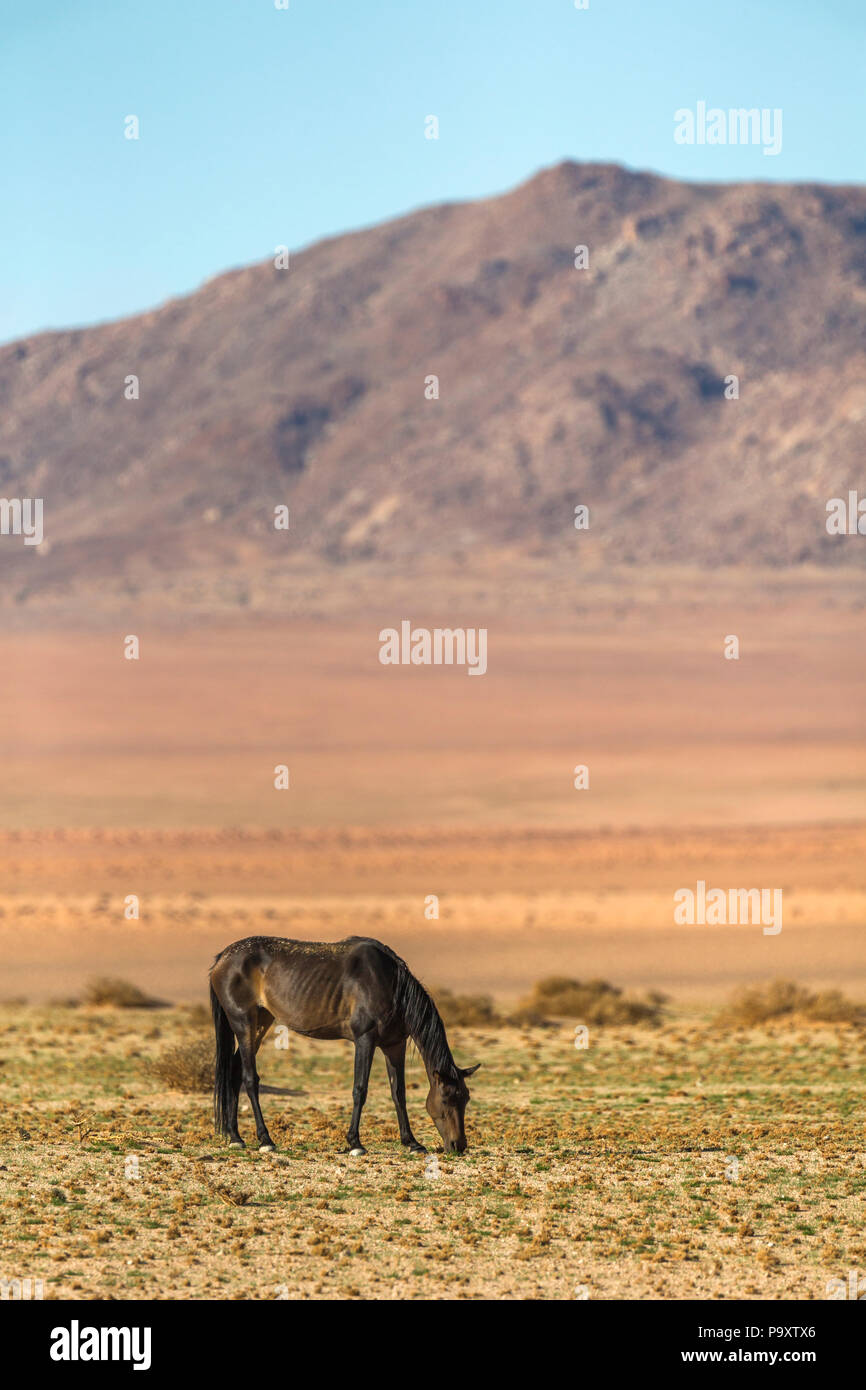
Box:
xmin=716 ymin=980 xmax=866 ymax=1028
xmin=181 ymin=1002 xmax=211 ymax=1027
xmin=83 ymin=977 xmax=165 ymax=1009
xmin=509 ymin=977 xmax=664 ymax=1027
xmin=146 ymin=1039 xmax=214 ymax=1092
xmin=434 ymin=988 xmax=502 ymax=1027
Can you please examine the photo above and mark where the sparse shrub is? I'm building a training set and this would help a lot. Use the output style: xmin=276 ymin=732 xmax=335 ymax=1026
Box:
xmin=807 ymin=989 xmax=866 ymax=1023
xmin=509 ymin=977 xmax=663 ymax=1027
xmin=82 ymin=977 xmax=165 ymax=1009
xmin=508 ymin=1007 xmax=553 ymax=1028
xmin=434 ymin=988 xmax=501 ymax=1027
xmin=716 ymin=980 xmax=865 ymax=1028
xmin=182 ymin=1002 xmax=210 ymax=1026
xmin=145 ymin=1039 xmax=214 ymax=1093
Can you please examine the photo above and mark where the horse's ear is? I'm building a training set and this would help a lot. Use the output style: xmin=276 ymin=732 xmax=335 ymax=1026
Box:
xmin=460 ymin=1062 xmax=481 ymax=1077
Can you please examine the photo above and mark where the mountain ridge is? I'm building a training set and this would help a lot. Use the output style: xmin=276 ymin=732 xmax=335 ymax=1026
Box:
xmin=2 ymin=159 xmax=865 ymax=614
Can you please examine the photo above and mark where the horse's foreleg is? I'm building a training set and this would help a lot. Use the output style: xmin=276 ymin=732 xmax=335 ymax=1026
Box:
xmin=383 ymin=1040 xmax=426 ymax=1154
xmin=346 ymin=1033 xmax=375 ymax=1156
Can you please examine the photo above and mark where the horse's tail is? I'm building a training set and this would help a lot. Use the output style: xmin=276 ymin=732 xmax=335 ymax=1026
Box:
xmin=210 ymin=968 xmax=235 ymax=1138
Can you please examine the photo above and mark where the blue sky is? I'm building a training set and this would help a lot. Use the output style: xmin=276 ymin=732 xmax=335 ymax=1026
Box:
xmin=1 ymin=0 xmax=863 ymax=343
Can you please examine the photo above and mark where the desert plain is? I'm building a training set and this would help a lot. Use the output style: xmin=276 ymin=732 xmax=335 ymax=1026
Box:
xmin=0 ymin=573 xmax=864 ymax=1299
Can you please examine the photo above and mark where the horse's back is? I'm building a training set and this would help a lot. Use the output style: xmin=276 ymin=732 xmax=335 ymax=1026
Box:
xmin=213 ymin=933 xmax=394 ymax=961
xmin=211 ymin=934 xmax=403 ymax=1039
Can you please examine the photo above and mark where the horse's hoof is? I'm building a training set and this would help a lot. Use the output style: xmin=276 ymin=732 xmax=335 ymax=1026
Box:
xmin=259 ymin=1143 xmax=276 ymax=1152
xmin=228 ymin=1141 xmax=245 ymax=1149
xmin=408 ymin=1145 xmax=427 ymax=1155
xmin=348 ymin=1147 xmax=367 ymax=1157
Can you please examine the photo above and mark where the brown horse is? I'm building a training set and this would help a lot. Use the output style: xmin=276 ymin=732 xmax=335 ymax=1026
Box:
xmin=209 ymin=935 xmax=480 ymax=1155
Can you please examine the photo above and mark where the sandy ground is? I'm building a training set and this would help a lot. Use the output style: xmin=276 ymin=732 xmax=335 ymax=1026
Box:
xmin=1 ymin=594 xmax=863 ymax=832
xmin=1 ymin=1004 xmax=863 ymax=1301
xmin=0 ymin=590 xmax=863 ymax=1301
xmin=0 ymin=595 xmax=863 ymax=1005
xmin=1 ymin=824 xmax=865 ymax=1004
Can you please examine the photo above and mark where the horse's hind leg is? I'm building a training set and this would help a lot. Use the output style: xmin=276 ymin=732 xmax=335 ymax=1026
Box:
xmin=231 ymin=1008 xmax=276 ymax=1152
xmin=254 ymin=1007 xmax=274 ymax=1052
xmin=226 ymin=1010 xmax=273 ymax=1149
xmin=227 ymin=1050 xmax=244 ymax=1147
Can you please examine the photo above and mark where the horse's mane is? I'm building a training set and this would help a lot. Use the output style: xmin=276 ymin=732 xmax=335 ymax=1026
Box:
xmin=373 ymin=941 xmax=458 ymax=1081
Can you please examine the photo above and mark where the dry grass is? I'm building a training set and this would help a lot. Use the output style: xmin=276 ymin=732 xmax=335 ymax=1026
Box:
xmin=716 ymin=980 xmax=866 ymax=1029
xmin=82 ymin=977 xmax=165 ymax=1009
xmin=3 ymin=998 xmax=863 ymax=1300
xmin=434 ymin=988 xmax=501 ymax=1027
xmin=510 ymin=977 xmax=665 ymax=1027
xmin=145 ymin=1040 xmax=215 ymax=1093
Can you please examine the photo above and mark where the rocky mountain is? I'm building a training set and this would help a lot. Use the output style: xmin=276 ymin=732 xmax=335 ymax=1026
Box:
xmin=2 ymin=160 xmax=865 ymax=613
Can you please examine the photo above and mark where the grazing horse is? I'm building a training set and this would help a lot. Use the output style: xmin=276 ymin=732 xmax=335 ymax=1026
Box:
xmin=209 ymin=936 xmax=480 ymax=1155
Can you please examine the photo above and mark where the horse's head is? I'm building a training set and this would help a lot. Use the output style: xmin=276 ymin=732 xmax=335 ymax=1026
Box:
xmin=426 ymin=1063 xmax=481 ymax=1153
